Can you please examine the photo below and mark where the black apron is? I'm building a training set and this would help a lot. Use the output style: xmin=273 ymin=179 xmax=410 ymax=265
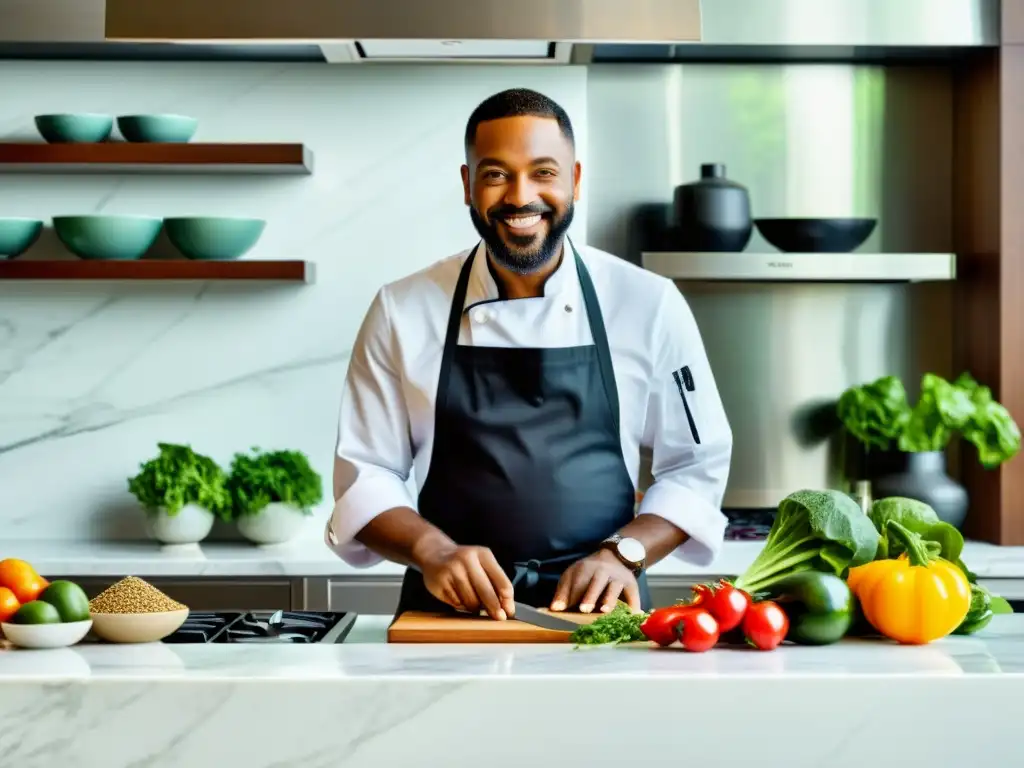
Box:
xmin=395 ymin=238 xmax=651 ymax=616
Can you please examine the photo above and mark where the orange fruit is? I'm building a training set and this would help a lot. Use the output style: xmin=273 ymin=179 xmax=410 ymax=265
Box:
xmin=0 ymin=559 xmax=48 ymax=604
xmin=0 ymin=587 xmax=18 ymax=623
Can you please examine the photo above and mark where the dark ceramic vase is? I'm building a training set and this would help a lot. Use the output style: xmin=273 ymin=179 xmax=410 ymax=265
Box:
xmin=673 ymin=163 xmax=753 ymax=252
xmin=871 ymin=451 xmax=969 ymax=529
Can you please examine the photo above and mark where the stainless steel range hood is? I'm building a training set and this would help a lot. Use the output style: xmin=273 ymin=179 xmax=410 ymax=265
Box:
xmin=103 ymin=0 xmax=704 ymax=64
xmin=0 ymin=0 xmax=999 ymax=62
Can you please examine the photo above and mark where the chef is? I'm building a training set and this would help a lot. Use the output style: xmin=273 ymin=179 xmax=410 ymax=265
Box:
xmin=326 ymin=88 xmax=732 ymax=621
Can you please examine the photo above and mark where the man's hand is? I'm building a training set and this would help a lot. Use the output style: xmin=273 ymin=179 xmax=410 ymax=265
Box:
xmin=419 ymin=543 xmax=516 ymax=621
xmin=550 ymin=549 xmax=641 ymax=614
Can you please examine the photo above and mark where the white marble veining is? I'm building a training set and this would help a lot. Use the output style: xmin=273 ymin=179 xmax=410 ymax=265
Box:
xmin=0 ymin=616 xmax=1022 ymax=767
xmin=0 ymin=60 xmax=589 ymax=543
xmin=8 ymin=538 xmax=1024 ymax=583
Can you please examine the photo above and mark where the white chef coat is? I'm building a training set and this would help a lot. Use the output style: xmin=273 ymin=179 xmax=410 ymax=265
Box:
xmin=325 ymin=240 xmax=733 ymax=568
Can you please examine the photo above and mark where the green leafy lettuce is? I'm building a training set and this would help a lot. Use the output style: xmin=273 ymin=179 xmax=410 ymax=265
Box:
xmin=733 ymin=489 xmax=880 ymax=595
xmin=227 ymin=447 xmax=324 ymax=518
xmin=839 ymin=372 xmax=1021 ymax=467
xmin=868 ymin=496 xmax=963 ymax=562
xmin=836 ymin=375 xmax=911 ymax=451
xmin=900 ymin=373 xmax=983 ymax=453
xmin=953 ymin=373 xmax=1023 ymax=469
xmin=127 ymin=442 xmax=232 ymax=520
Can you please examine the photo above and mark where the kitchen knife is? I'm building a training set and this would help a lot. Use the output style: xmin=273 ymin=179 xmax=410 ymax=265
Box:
xmin=509 ymin=602 xmax=582 ymax=632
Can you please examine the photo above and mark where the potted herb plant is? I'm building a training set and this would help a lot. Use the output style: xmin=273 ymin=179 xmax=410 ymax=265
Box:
xmin=127 ymin=442 xmax=232 ymax=546
xmin=227 ymin=447 xmax=324 ymax=546
xmin=837 ymin=372 xmax=1021 ymax=528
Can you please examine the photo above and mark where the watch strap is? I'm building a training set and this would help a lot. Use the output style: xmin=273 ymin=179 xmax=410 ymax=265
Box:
xmin=601 ymin=535 xmax=645 ymax=575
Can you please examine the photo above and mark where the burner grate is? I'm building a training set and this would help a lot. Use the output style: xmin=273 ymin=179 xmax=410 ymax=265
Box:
xmin=161 ymin=610 xmax=356 ymax=644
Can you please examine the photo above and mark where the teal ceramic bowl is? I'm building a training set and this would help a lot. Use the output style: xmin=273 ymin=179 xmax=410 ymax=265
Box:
xmin=164 ymin=217 xmax=266 ymax=260
xmin=52 ymin=216 xmax=163 ymax=260
xmin=0 ymin=218 xmax=43 ymax=259
xmin=117 ymin=114 xmax=199 ymax=143
xmin=34 ymin=114 xmax=113 ymax=144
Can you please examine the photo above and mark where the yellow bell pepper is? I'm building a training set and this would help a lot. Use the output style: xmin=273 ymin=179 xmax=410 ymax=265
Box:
xmin=847 ymin=519 xmax=971 ymax=645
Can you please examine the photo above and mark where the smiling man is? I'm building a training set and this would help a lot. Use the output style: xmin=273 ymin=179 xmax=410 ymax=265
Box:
xmin=326 ymin=88 xmax=733 ymax=621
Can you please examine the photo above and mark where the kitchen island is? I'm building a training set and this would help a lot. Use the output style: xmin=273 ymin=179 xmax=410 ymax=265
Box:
xmin=1 ymin=616 xmax=1023 ymax=767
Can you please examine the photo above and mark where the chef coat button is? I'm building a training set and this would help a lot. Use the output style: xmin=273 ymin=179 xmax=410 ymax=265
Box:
xmin=472 ymin=307 xmax=489 ymax=324
xmin=564 ymin=304 xmax=573 ymax=313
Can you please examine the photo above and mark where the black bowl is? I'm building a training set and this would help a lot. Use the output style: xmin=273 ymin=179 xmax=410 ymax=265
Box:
xmin=754 ymin=218 xmax=878 ymax=253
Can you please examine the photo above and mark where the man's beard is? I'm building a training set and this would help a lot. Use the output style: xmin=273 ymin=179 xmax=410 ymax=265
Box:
xmin=469 ymin=201 xmax=575 ymax=275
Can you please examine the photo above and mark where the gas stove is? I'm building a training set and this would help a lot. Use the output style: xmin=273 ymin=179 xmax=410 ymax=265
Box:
xmin=161 ymin=610 xmax=357 ymax=644
xmin=724 ymin=509 xmax=775 ymax=541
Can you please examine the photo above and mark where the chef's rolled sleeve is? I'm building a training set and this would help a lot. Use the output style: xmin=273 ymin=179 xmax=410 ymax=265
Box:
xmin=325 ymin=288 xmax=416 ymax=567
xmin=638 ymin=281 xmax=733 ymax=566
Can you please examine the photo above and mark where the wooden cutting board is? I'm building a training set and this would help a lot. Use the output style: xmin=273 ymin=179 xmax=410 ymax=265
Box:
xmin=387 ymin=610 xmax=601 ymax=643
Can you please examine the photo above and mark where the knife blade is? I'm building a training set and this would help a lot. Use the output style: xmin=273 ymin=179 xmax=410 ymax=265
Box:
xmin=509 ymin=602 xmax=582 ymax=632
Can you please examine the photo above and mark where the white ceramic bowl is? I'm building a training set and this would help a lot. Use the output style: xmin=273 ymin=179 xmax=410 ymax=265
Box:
xmin=89 ymin=609 xmax=188 ymax=644
xmin=145 ymin=503 xmax=216 ymax=545
xmin=236 ymin=502 xmax=309 ymax=545
xmin=0 ymin=619 xmax=93 ymax=649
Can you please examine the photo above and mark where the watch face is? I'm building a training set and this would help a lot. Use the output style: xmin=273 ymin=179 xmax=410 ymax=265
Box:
xmin=618 ymin=536 xmax=646 ymax=564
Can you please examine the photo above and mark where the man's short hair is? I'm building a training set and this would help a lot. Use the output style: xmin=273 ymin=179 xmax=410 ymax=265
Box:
xmin=464 ymin=88 xmax=575 ymax=150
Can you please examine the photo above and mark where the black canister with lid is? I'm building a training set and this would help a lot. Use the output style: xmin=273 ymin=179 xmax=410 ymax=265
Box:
xmin=673 ymin=163 xmax=753 ymax=252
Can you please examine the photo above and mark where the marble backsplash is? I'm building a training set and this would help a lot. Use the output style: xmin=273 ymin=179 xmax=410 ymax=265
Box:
xmin=0 ymin=60 xmax=590 ymax=541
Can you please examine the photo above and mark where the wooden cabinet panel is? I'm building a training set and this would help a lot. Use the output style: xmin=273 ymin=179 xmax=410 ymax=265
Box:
xmin=954 ymin=46 xmax=1024 ymax=544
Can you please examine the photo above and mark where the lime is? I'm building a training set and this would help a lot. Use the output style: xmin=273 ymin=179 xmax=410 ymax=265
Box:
xmin=39 ymin=580 xmax=91 ymax=623
xmin=11 ymin=600 xmax=61 ymax=625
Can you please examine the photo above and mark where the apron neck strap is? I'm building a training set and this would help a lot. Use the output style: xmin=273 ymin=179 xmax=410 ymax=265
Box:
xmin=439 ymin=238 xmax=620 ymax=430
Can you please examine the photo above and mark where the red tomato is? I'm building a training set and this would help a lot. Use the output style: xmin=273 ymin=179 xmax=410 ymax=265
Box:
xmin=677 ymin=608 xmax=720 ymax=653
xmin=742 ymin=601 xmax=789 ymax=650
xmin=702 ymin=580 xmax=751 ymax=633
xmin=689 ymin=583 xmax=712 ymax=605
xmin=641 ymin=605 xmax=699 ymax=647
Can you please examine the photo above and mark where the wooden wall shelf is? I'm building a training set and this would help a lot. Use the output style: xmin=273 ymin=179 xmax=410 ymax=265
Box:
xmin=0 ymin=260 xmax=315 ymax=283
xmin=0 ymin=143 xmax=313 ymax=174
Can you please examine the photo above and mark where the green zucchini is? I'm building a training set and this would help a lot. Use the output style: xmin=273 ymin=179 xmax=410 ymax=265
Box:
xmin=764 ymin=571 xmax=854 ymax=646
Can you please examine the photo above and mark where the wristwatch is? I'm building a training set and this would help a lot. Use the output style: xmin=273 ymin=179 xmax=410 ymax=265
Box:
xmin=600 ymin=534 xmax=646 ymax=576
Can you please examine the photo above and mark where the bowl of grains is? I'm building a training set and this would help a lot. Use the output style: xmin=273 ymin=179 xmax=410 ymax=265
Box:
xmin=88 ymin=576 xmax=189 ymax=644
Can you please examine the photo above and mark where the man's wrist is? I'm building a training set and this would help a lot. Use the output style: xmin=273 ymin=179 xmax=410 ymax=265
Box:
xmin=411 ymin=530 xmax=457 ymax=571
xmin=594 ymin=547 xmax=624 ymax=567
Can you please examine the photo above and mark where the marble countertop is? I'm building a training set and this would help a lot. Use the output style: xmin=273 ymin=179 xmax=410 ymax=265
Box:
xmin=1 ymin=617 xmax=1023 ymax=767
xmin=1 ymin=616 xmax=1022 ymax=767
xmin=1 ymin=615 xmax=1022 ymax=681
xmin=7 ymin=538 xmax=1024 ymax=580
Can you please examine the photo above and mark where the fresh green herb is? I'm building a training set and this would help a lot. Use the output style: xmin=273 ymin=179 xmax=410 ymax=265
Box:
xmin=570 ymin=603 xmax=648 ymax=647
xmin=227 ymin=447 xmax=323 ymax=518
xmin=838 ymin=372 xmax=1021 ymax=467
xmin=733 ymin=489 xmax=879 ymax=595
xmin=127 ymin=442 xmax=231 ymax=520
xmin=836 ymin=375 xmax=911 ymax=451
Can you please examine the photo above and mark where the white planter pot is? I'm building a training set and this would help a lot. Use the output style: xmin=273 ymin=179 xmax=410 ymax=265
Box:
xmin=236 ymin=502 xmax=308 ymax=546
xmin=145 ymin=503 xmax=215 ymax=545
